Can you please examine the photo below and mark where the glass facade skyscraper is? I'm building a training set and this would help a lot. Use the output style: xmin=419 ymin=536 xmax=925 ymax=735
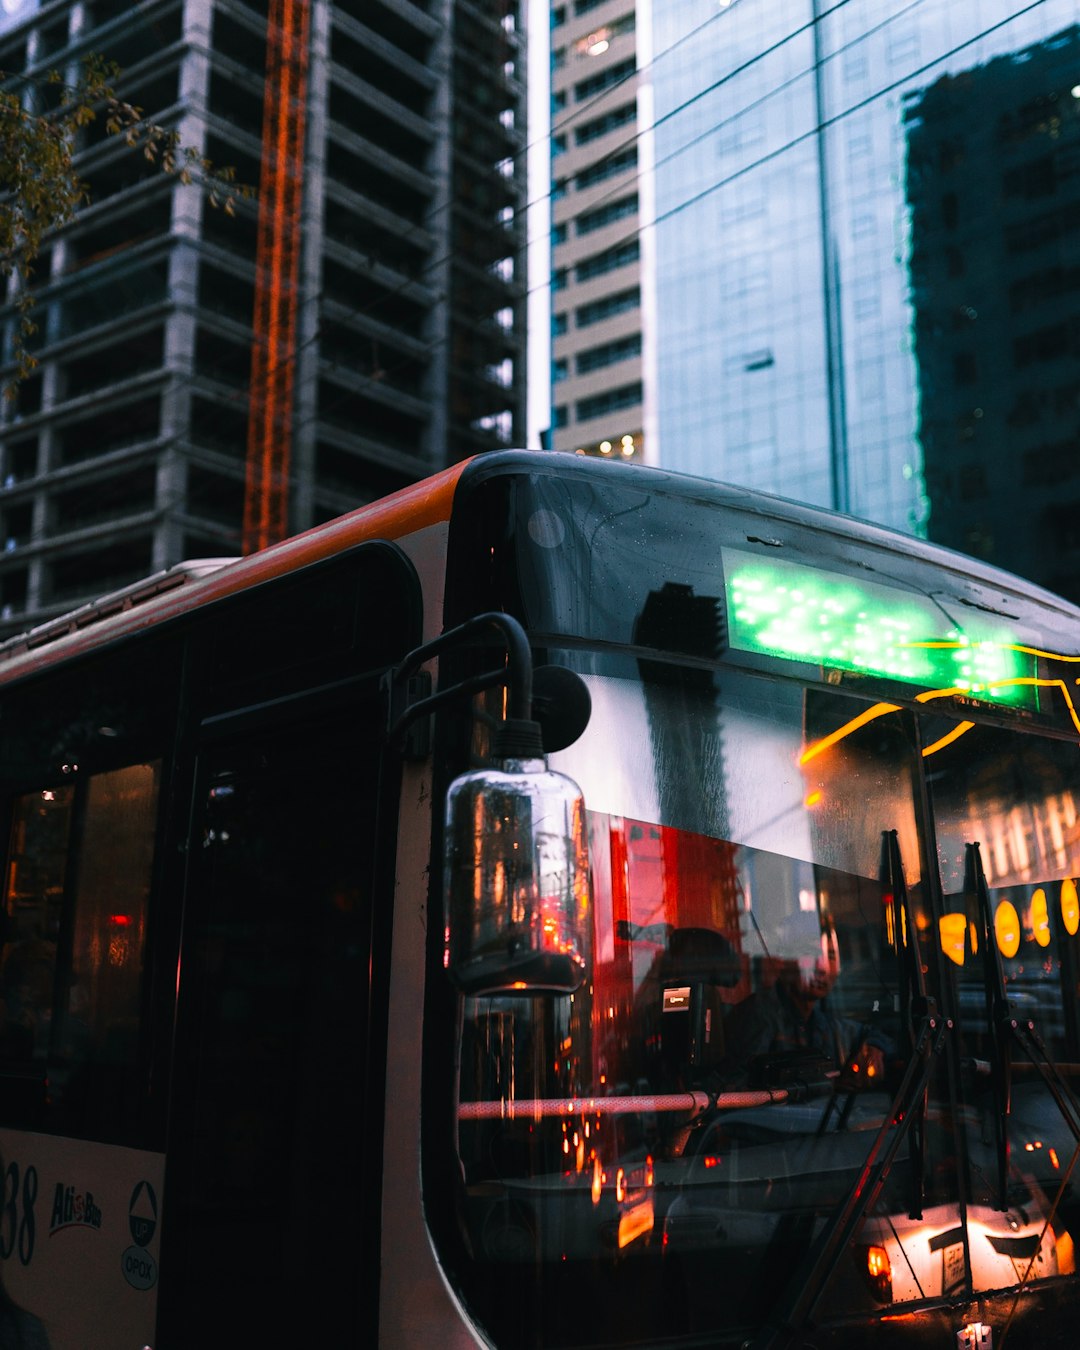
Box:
xmin=645 ymin=0 xmax=1080 ymax=596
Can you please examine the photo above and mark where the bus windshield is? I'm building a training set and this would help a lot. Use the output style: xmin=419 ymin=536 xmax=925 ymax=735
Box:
xmin=447 ymin=662 xmax=1080 ymax=1347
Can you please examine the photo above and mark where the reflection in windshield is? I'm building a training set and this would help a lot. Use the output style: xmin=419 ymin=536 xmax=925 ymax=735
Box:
xmin=927 ymin=720 xmax=1080 ymax=1287
xmin=451 ymin=671 xmax=1080 ymax=1346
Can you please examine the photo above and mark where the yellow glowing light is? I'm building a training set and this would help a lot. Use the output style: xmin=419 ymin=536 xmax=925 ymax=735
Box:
xmin=1032 ymin=888 xmax=1051 ymax=948
xmin=617 ymin=1198 xmax=654 ymax=1249
xmin=867 ymin=1246 xmax=890 ymax=1280
xmin=939 ymin=912 xmax=967 ymax=967
xmin=922 ymin=721 xmax=975 ymax=758
xmin=804 ymin=790 xmax=823 ymax=807
xmin=1062 ymin=878 xmax=1080 ymax=936
xmin=799 ymin=702 xmax=901 ymax=765
xmin=995 ymin=900 xmax=1021 ymax=958
xmin=1057 ymin=1228 xmax=1076 ymax=1275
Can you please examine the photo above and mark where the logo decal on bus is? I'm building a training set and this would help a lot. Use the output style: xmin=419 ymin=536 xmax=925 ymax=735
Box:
xmin=122 ymin=1180 xmax=159 ymax=1291
xmin=128 ymin=1180 xmax=157 ymax=1247
xmin=49 ymin=1184 xmax=103 ymax=1236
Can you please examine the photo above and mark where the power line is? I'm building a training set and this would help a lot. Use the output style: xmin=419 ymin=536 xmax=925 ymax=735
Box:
xmin=0 ymin=0 xmax=1057 ymax=532
xmin=0 ymin=0 xmax=918 ymax=413
xmin=294 ymin=0 xmax=1054 ymax=445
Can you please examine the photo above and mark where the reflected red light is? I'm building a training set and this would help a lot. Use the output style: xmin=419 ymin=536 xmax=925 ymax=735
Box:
xmin=109 ymin=914 xmax=131 ymax=927
xmin=703 ymin=1155 xmax=722 ymax=1169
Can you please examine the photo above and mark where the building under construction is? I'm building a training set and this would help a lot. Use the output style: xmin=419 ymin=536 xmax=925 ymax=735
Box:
xmin=0 ymin=0 xmax=526 ymax=633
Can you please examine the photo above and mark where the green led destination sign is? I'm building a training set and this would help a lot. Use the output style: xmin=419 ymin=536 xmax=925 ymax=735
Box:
xmin=723 ymin=548 xmax=1033 ymax=705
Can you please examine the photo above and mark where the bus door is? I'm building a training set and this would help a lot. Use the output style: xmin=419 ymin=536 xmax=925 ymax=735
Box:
xmin=157 ymin=543 xmax=420 ymax=1348
xmin=158 ymin=691 xmax=391 ymax=1348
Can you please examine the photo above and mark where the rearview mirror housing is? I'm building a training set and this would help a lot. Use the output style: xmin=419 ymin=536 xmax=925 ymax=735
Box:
xmin=443 ymin=720 xmax=590 ymax=996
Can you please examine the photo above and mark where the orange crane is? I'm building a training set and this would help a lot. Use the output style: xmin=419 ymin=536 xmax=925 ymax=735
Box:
xmin=244 ymin=0 xmax=310 ymax=554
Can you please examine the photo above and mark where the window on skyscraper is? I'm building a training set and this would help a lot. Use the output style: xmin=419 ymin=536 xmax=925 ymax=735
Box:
xmin=577 ymin=194 xmax=638 ymax=235
xmin=575 ymin=239 xmax=639 ymax=282
xmin=576 ymin=102 xmax=636 ymax=145
xmin=576 ymin=334 xmax=641 ymax=374
xmin=577 ymin=382 xmax=642 ymax=421
xmin=575 ymin=147 xmax=637 ymax=189
xmin=576 ymin=287 xmax=640 ymax=327
xmin=574 ymin=56 xmax=636 ymax=101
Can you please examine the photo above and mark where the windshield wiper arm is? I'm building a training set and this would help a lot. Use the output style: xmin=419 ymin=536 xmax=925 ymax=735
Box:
xmin=753 ymin=831 xmax=950 ymax=1349
xmin=755 ymin=1012 xmax=947 ymax=1349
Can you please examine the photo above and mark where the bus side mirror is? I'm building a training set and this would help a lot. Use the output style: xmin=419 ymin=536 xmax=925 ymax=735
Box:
xmin=444 ymin=718 xmax=590 ymax=996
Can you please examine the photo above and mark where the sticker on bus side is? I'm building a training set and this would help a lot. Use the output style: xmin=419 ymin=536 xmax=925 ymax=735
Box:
xmin=0 ymin=1129 xmax=165 ymax=1350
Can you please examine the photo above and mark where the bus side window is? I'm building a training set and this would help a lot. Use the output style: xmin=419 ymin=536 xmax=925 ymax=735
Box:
xmin=54 ymin=762 xmax=160 ymax=1134
xmin=0 ymin=765 xmax=160 ymax=1137
xmin=0 ymin=786 xmax=73 ymax=1070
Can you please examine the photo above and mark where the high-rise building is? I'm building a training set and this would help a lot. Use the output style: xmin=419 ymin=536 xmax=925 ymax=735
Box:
xmin=544 ymin=0 xmax=645 ymax=463
xmin=537 ymin=0 xmax=1080 ymax=598
xmin=0 ymin=0 xmax=526 ymax=635
xmin=906 ymin=26 xmax=1080 ymax=600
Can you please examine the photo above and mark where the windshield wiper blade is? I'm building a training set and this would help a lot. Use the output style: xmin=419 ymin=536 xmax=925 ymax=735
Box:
xmin=885 ymin=828 xmax=932 ymax=1220
xmin=968 ymin=841 xmax=1013 ymax=1209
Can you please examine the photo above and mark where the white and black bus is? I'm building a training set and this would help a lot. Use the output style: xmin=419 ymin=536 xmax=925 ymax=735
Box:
xmin=0 ymin=450 xmax=1077 ymax=1350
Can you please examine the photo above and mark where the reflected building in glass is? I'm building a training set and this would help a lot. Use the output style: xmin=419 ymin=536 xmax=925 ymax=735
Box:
xmin=906 ymin=28 xmax=1080 ymax=598
xmin=642 ymin=0 xmax=1080 ymax=597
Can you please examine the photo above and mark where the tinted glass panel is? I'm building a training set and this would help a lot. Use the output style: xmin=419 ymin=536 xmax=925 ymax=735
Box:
xmin=448 ymin=465 xmax=1080 ymax=737
xmin=925 ymin=720 xmax=1080 ymax=1254
xmin=162 ymin=706 xmax=385 ymax=1346
xmin=0 ymin=645 xmax=178 ymax=1145
xmin=447 ymin=669 xmax=986 ymax=1346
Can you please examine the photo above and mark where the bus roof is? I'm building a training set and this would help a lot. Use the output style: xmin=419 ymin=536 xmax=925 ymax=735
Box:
xmin=2 ymin=449 xmax=1077 ymax=685
xmin=0 ymin=455 xmax=470 ymax=684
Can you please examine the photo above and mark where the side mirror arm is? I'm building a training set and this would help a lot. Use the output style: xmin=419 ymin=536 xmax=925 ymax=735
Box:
xmin=385 ymin=611 xmax=534 ymax=758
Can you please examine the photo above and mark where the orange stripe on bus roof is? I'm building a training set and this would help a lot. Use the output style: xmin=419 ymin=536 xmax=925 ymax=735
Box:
xmin=0 ymin=458 xmax=470 ymax=681
xmin=231 ymin=454 xmax=466 ymax=583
